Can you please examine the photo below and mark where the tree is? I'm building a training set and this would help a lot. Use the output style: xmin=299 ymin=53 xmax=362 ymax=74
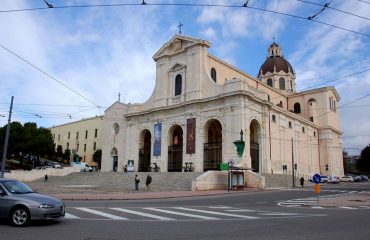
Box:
xmin=62 ymin=149 xmax=71 ymax=163
xmin=0 ymin=122 xmax=55 ymax=159
xmin=93 ymin=149 xmax=102 ymax=169
xmin=358 ymin=144 xmax=370 ymax=172
xmin=56 ymin=145 xmax=63 ymax=161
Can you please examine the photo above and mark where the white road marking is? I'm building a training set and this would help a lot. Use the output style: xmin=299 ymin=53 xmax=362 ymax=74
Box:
xmin=144 ymin=208 xmax=220 ymax=220
xmin=173 ymin=207 xmax=259 ymax=219
xmin=110 ymin=208 xmax=174 ymax=220
xmin=359 ymin=206 xmax=370 ymax=209
xmin=259 ymin=212 xmax=299 ymax=216
xmin=208 ymin=206 xmax=233 ymax=209
xmin=226 ymin=209 xmax=257 ymax=212
xmin=64 ymin=213 xmax=80 ymax=219
xmin=311 ymin=206 xmax=324 ymax=209
xmin=338 ymin=206 xmax=357 ymax=210
xmin=75 ymin=207 xmax=128 ymax=220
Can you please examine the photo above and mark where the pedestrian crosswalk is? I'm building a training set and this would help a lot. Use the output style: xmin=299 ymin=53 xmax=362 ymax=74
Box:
xmin=278 ymin=190 xmax=370 ymax=209
xmin=61 ymin=205 xmax=323 ymax=222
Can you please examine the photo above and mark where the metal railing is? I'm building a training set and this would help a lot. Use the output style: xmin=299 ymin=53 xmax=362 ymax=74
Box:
xmin=168 ymin=145 xmax=183 ymax=172
xmin=138 ymin=147 xmax=151 ymax=172
xmin=203 ymin=142 xmax=222 ymax=171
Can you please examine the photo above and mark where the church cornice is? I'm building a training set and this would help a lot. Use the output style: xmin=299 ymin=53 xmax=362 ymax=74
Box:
xmin=153 ymin=34 xmax=211 ymax=61
xmin=292 ymin=86 xmax=341 ymax=100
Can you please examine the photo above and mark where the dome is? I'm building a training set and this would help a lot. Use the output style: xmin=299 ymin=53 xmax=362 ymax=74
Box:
xmin=257 ymin=42 xmax=294 ymax=78
xmin=258 ymin=56 xmax=294 ymax=76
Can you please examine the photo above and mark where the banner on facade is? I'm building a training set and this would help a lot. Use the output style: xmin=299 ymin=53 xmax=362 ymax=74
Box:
xmin=127 ymin=160 xmax=134 ymax=172
xmin=186 ymin=118 xmax=196 ymax=154
xmin=153 ymin=123 xmax=162 ymax=156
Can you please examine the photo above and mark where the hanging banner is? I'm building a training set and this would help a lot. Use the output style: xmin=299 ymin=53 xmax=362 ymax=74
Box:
xmin=153 ymin=123 xmax=162 ymax=156
xmin=186 ymin=118 xmax=196 ymax=154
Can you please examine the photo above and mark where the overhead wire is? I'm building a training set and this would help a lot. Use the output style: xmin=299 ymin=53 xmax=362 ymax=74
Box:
xmin=298 ymin=68 xmax=370 ymax=91
xmin=298 ymin=0 xmax=370 ymax=21
xmin=0 ymin=1 xmax=369 ymax=38
xmin=0 ymin=43 xmax=102 ymax=111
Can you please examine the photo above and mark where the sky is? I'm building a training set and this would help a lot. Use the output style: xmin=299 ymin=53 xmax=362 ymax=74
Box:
xmin=0 ymin=0 xmax=369 ymax=155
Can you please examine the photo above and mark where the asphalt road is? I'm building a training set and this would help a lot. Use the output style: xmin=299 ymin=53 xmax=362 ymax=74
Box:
xmin=1 ymin=182 xmax=369 ymax=240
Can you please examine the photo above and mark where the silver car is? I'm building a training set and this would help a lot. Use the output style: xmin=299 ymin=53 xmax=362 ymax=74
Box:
xmin=0 ymin=178 xmax=65 ymax=226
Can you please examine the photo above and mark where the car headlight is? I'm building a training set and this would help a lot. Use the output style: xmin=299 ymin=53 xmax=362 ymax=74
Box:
xmin=38 ymin=204 xmax=55 ymax=209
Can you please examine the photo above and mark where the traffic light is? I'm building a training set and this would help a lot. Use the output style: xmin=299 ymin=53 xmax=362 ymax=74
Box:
xmin=325 ymin=164 xmax=329 ymax=171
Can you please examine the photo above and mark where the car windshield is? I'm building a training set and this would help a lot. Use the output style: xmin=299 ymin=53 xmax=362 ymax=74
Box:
xmin=2 ymin=181 xmax=34 ymax=194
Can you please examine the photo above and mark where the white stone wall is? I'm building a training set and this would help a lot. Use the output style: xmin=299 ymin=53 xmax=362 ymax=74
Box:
xmin=101 ymin=34 xmax=343 ymax=179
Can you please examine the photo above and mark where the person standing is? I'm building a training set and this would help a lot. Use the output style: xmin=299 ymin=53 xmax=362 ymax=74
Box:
xmin=300 ymin=177 xmax=304 ymax=187
xmin=134 ymin=174 xmax=140 ymax=191
xmin=146 ymin=174 xmax=152 ymax=191
xmin=44 ymin=174 xmax=48 ymax=183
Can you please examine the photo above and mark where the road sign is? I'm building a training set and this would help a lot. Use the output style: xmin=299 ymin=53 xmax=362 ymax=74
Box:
xmin=315 ymin=184 xmax=320 ymax=194
xmin=312 ymin=174 xmax=321 ymax=184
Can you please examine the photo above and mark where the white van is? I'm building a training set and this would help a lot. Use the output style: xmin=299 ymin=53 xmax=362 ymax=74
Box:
xmin=70 ymin=162 xmax=93 ymax=172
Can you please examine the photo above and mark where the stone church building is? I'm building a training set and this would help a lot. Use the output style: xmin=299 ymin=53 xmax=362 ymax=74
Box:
xmin=101 ymin=34 xmax=344 ymax=180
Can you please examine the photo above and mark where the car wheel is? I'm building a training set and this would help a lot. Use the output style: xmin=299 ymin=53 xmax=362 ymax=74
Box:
xmin=324 ymin=180 xmax=327 ymax=183
xmin=10 ymin=207 xmax=30 ymax=226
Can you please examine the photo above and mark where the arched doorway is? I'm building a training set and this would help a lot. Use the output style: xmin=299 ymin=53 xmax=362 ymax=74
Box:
xmin=204 ymin=119 xmax=222 ymax=171
xmin=168 ymin=125 xmax=183 ymax=172
xmin=250 ymin=120 xmax=261 ymax=173
xmin=110 ymin=147 xmax=118 ymax=172
xmin=139 ymin=130 xmax=151 ymax=172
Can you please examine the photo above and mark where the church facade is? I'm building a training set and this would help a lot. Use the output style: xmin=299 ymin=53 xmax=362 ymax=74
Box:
xmin=101 ymin=34 xmax=344 ymax=178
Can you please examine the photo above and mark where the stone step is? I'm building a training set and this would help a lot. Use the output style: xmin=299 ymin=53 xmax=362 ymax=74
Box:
xmin=27 ymin=172 xmax=203 ymax=194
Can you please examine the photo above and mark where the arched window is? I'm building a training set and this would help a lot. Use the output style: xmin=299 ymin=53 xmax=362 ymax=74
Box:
xmin=279 ymin=77 xmax=285 ymax=90
xmin=267 ymin=78 xmax=273 ymax=87
xmin=175 ymin=74 xmax=182 ymax=96
xmin=211 ymin=68 xmax=217 ymax=82
xmin=294 ymin=103 xmax=301 ymax=113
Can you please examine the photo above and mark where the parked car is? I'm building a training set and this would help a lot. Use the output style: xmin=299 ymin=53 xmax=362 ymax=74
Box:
xmin=360 ymin=175 xmax=369 ymax=181
xmin=320 ymin=176 xmax=331 ymax=183
xmin=353 ymin=175 xmax=362 ymax=182
xmin=52 ymin=162 xmax=62 ymax=168
xmin=70 ymin=162 xmax=93 ymax=172
xmin=346 ymin=174 xmax=362 ymax=182
xmin=0 ymin=179 xmax=65 ymax=226
xmin=330 ymin=176 xmax=340 ymax=183
xmin=340 ymin=176 xmax=354 ymax=182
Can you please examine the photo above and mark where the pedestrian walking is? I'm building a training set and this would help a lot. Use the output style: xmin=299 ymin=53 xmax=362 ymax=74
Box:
xmin=300 ymin=177 xmax=304 ymax=187
xmin=146 ymin=174 xmax=152 ymax=191
xmin=44 ymin=174 xmax=48 ymax=183
xmin=134 ymin=174 xmax=140 ymax=191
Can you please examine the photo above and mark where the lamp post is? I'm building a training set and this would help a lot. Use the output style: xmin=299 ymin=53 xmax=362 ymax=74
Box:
xmin=1 ymin=96 xmax=14 ymax=178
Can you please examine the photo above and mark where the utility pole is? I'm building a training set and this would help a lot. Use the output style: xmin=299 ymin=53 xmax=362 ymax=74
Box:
xmin=1 ymin=96 xmax=14 ymax=178
xmin=291 ymin=138 xmax=295 ymax=187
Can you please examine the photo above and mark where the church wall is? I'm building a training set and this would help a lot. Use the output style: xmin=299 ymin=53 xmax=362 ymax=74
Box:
xmin=101 ymin=102 xmax=133 ymax=172
xmin=318 ymin=129 xmax=344 ymax=177
xmin=100 ymin=34 xmax=343 ymax=181
xmin=267 ymin=106 xmax=320 ymax=178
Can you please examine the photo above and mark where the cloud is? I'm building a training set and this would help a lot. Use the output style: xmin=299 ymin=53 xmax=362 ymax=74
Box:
xmin=289 ymin=1 xmax=370 ymax=154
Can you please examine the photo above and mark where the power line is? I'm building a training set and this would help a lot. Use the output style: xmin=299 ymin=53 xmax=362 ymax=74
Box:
xmin=306 ymin=0 xmax=333 ymax=20
xmin=298 ymin=0 xmax=370 ymax=21
xmin=298 ymin=68 xmax=370 ymax=91
xmin=0 ymin=43 xmax=102 ymax=110
xmin=0 ymin=2 xmax=369 ymax=38
xmin=357 ymin=0 xmax=370 ymax=5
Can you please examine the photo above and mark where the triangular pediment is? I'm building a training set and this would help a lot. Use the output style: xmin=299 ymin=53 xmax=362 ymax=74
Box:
xmin=169 ymin=62 xmax=186 ymax=72
xmin=153 ymin=34 xmax=211 ymax=61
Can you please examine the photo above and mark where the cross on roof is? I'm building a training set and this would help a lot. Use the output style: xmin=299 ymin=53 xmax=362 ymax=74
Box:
xmin=178 ymin=21 xmax=183 ymax=34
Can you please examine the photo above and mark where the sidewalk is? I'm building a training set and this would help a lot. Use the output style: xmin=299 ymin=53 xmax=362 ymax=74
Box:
xmin=49 ymin=190 xmax=253 ymax=201
xmin=308 ymin=192 xmax=370 ymax=207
